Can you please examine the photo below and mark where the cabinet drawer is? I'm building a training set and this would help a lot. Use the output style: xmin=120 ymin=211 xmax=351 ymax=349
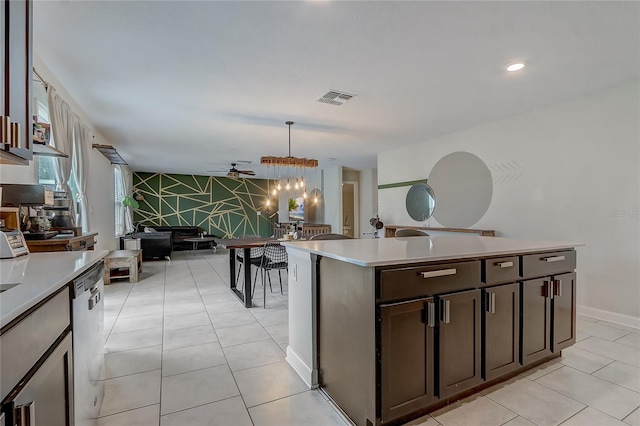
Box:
xmin=379 ymin=261 xmax=480 ymax=302
xmin=521 ymin=250 xmax=576 ymax=279
xmin=0 ymin=286 xmax=70 ymax=401
xmin=482 ymin=256 xmax=520 ymax=285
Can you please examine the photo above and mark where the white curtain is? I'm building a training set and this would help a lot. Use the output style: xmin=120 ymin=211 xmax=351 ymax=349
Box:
xmin=72 ymin=122 xmax=91 ymax=232
xmin=115 ymin=165 xmax=135 ymax=235
xmin=47 ymin=85 xmax=77 ymax=221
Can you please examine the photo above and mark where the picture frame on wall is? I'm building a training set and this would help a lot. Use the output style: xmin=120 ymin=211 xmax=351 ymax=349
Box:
xmin=289 ymin=196 xmax=305 ymax=221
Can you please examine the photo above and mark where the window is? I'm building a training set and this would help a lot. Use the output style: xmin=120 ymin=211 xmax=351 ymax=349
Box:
xmin=35 ymin=98 xmax=57 ymax=187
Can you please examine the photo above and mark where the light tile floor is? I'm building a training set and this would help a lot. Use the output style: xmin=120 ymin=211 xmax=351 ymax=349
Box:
xmin=99 ymin=250 xmax=640 ymax=426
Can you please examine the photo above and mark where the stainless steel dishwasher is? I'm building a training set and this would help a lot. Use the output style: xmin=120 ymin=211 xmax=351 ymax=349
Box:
xmin=71 ymin=260 xmax=105 ymax=426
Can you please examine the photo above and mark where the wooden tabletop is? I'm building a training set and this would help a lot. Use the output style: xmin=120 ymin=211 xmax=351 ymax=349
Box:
xmin=213 ymin=237 xmax=275 ymax=249
xmin=24 ymin=232 xmax=98 ymax=245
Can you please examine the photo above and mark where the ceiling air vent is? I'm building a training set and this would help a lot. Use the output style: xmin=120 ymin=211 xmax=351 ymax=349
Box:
xmin=318 ymin=90 xmax=356 ymax=106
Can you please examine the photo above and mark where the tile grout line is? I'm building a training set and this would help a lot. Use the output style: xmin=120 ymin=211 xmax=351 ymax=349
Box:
xmin=532 ymin=363 xmax=639 ymax=420
xmin=157 ymin=259 xmax=167 ymax=426
xmin=556 ymin=405 xmax=589 ymax=426
xmin=573 ymin=336 xmax=640 ymax=369
xmin=180 ymin=252 xmax=256 ymax=424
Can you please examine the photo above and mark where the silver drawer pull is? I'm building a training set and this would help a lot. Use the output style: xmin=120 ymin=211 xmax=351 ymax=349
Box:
xmin=420 ymin=268 xmax=456 ymax=279
xmin=496 ymin=261 xmax=513 ymax=268
xmin=543 ymin=255 xmax=565 ymax=263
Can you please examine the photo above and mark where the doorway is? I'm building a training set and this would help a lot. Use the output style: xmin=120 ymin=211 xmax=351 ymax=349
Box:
xmin=342 ymin=181 xmax=359 ymax=238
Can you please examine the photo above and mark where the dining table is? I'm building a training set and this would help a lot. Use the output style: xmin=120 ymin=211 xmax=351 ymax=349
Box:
xmin=213 ymin=237 xmax=276 ymax=307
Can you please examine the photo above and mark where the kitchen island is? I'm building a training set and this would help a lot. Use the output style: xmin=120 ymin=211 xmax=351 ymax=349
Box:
xmin=284 ymin=236 xmax=582 ymax=426
xmin=0 ymin=250 xmax=108 ymax=426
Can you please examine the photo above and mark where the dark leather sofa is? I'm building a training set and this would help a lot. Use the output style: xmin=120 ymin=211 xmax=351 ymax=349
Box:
xmin=135 ymin=225 xmax=214 ymax=251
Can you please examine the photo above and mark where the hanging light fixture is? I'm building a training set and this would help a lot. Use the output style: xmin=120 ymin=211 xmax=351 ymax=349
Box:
xmin=261 ymin=121 xmax=318 ymax=198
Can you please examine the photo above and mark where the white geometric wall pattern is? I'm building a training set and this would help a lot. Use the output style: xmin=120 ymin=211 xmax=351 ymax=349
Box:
xmin=133 ymin=172 xmax=272 ymax=238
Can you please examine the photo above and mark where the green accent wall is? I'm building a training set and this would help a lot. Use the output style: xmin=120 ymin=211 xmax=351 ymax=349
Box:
xmin=133 ymin=172 xmax=272 ymax=238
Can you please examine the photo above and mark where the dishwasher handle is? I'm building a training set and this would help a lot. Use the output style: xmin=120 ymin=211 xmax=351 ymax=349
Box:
xmin=72 ymin=261 xmax=105 ymax=297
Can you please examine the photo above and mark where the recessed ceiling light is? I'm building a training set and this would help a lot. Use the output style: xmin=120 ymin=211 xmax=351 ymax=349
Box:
xmin=506 ymin=63 xmax=525 ymax=72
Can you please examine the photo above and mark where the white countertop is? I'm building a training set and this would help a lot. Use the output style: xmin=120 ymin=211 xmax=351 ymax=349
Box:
xmin=0 ymin=250 xmax=108 ymax=328
xmin=283 ymin=236 xmax=583 ymax=267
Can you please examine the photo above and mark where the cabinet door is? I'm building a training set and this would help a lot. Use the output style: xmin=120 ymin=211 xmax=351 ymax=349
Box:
xmin=380 ymin=299 xmax=436 ymax=422
xmin=552 ymin=272 xmax=576 ymax=352
xmin=521 ymin=278 xmax=552 ymax=365
xmin=3 ymin=0 xmax=33 ymax=160
xmin=438 ymin=289 xmax=482 ymax=399
xmin=11 ymin=332 xmax=73 ymax=426
xmin=1 ymin=1 xmax=5 ymax=116
xmin=483 ymin=283 xmax=520 ymax=380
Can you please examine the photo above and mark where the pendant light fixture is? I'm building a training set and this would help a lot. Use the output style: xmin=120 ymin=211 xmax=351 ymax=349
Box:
xmin=261 ymin=121 xmax=319 ymax=203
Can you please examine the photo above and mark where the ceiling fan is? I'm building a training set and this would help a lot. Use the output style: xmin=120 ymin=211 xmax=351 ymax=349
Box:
xmin=225 ymin=163 xmax=256 ymax=178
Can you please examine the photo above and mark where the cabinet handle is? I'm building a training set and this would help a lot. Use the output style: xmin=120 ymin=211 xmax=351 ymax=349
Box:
xmin=544 ymin=280 xmax=554 ymax=299
xmin=428 ymin=301 xmax=435 ymax=328
xmin=440 ymin=299 xmax=451 ymax=324
xmin=554 ymin=279 xmax=563 ymax=297
xmin=15 ymin=401 xmax=35 ymax=426
xmin=543 ymin=255 xmax=565 ymax=263
xmin=1 ymin=116 xmax=11 ymax=145
xmin=420 ymin=268 xmax=456 ymax=279
xmin=485 ymin=291 xmax=496 ymax=314
xmin=10 ymin=123 xmax=21 ymax=148
xmin=496 ymin=261 xmax=513 ymax=268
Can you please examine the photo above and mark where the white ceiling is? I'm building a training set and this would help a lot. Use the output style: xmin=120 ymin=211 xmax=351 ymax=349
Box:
xmin=33 ymin=1 xmax=639 ymax=178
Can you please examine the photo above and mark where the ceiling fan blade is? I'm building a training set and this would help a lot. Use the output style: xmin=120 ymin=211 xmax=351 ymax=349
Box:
xmin=239 ymin=170 xmax=256 ymax=176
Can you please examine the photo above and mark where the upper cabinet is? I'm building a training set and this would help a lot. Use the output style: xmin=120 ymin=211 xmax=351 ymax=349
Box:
xmin=1 ymin=0 xmax=33 ymax=165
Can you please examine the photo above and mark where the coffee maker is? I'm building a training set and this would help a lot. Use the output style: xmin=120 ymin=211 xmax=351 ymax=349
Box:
xmin=0 ymin=184 xmax=59 ymax=238
xmin=2 ymin=184 xmax=53 ymax=233
xmin=44 ymin=189 xmax=76 ymax=231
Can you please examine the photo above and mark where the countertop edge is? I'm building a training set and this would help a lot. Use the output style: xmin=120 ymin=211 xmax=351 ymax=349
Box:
xmin=1 ymin=250 xmax=109 ymax=329
xmin=283 ymin=237 xmax=584 ymax=267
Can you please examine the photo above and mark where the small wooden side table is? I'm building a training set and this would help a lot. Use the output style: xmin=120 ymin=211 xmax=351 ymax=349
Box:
xmin=104 ymin=249 xmax=143 ymax=284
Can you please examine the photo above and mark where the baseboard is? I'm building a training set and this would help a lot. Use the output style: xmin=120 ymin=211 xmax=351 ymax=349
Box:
xmin=286 ymin=346 xmax=318 ymax=389
xmin=577 ymin=304 xmax=640 ymax=329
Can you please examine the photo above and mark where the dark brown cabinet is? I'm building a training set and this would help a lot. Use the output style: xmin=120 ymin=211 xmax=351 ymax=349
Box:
xmin=521 ymin=272 xmax=576 ymax=365
xmin=552 ymin=272 xmax=576 ymax=352
xmin=483 ymin=283 xmax=520 ymax=380
xmin=317 ymin=249 xmax=577 ymax=426
xmin=521 ymin=277 xmax=552 ymax=365
xmin=0 ymin=288 xmax=73 ymax=425
xmin=379 ymin=299 xmax=436 ymax=421
xmin=437 ymin=289 xmax=483 ymax=398
xmin=1 ymin=0 xmax=33 ymax=164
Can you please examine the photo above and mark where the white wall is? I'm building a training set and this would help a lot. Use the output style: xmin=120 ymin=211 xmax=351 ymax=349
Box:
xmin=0 ymin=53 xmax=120 ymax=250
xmin=359 ymin=168 xmax=378 ymax=239
xmin=323 ymin=165 xmax=343 ymax=235
xmin=379 ymin=81 xmax=640 ymax=323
